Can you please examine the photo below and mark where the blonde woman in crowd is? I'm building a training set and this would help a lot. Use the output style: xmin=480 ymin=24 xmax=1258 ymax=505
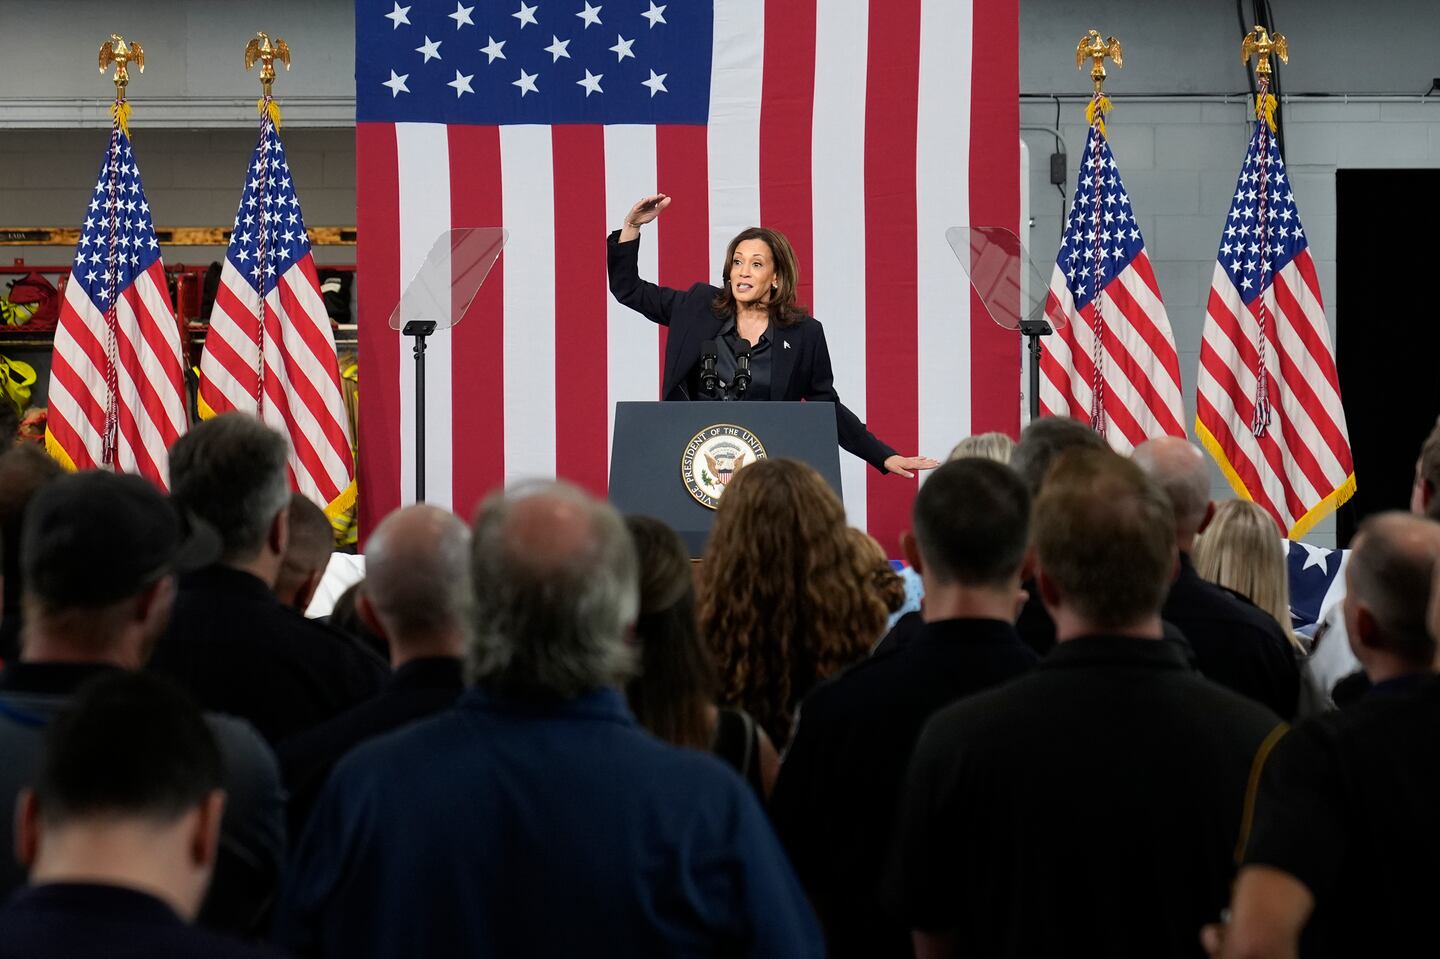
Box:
xmin=1193 ymin=499 xmax=1304 ymax=653
xmin=948 ymin=431 xmax=1015 ymax=464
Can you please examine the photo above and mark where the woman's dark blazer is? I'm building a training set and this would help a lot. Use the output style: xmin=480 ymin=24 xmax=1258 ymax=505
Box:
xmin=607 ymin=232 xmax=896 ymax=472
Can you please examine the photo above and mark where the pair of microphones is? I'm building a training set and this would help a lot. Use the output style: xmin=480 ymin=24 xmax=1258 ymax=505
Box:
xmin=700 ymin=340 xmax=750 ymax=397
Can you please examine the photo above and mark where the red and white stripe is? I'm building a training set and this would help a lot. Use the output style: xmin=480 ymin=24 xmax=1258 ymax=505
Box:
xmin=1038 ymin=250 xmax=1186 ymax=454
xmin=47 ymin=259 xmax=188 ymax=488
xmin=1196 ymin=250 xmax=1354 ymax=537
xmin=356 ymin=0 xmax=1019 ymax=553
xmin=199 ymin=252 xmax=355 ymax=513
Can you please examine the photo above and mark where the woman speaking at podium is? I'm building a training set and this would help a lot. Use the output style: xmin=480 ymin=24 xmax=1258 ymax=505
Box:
xmin=607 ymin=194 xmax=939 ymax=477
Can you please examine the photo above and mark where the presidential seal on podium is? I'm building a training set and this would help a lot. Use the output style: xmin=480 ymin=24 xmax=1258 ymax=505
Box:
xmin=681 ymin=424 xmax=768 ymax=509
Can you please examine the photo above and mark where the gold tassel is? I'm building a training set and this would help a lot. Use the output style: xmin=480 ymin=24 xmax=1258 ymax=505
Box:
xmin=1256 ymin=92 xmax=1277 ymax=132
xmin=256 ymin=96 xmax=283 ymax=129
xmin=1085 ymin=94 xmax=1112 ymax=137
xmin=111 ymin=99 xmax=131 ymax=137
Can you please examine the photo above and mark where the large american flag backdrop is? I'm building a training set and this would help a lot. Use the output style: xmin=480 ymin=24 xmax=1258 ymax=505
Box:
xmin=1196 ymin=117 xmax=1354 ymax=538
xmin=355 ymin=0 xmax=1018 ymax=550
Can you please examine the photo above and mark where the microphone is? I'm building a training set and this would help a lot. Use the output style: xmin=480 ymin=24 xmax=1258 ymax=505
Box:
xmin=733 ymin=347 xmax=752 ymax=397
xmin=700 ymin=340 xmax=719 ymax=395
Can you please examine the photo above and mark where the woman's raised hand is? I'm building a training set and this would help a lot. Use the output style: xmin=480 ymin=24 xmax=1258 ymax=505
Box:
xmin=622 ymin=192 xmax=671 ymax=231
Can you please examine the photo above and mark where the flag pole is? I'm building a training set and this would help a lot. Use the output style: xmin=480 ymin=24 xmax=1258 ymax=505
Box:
xmin=1075 ymin=30 xmax=1122 ymax=436
xmin=1241 ymin=25 xmax=1289 ymax=438
xmin=243 ymin=33 xmax=292 ymax=417
xmin=96 ymin=34 xmax=146 ymax=467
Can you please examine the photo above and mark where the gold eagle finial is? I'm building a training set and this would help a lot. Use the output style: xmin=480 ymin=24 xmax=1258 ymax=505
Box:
xmin=1241 ymin=25 xmax=1288 ymax=77
xmin=245 ymin=32 xmax=292 ymax=99
xmin=1076 ymin=29 xmax=1122 ymax=94
xmin=98 ymin=34 xmax=144 ymax=95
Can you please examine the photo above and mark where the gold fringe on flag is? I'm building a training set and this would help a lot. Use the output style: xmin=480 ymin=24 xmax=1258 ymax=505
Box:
xmin=1085 ymin=94 xmax=1113 ymax=136
xmin=110 ymin=99 xmax=132 ymax=136
xmin=1255 ymin=92 xmax=1278 ymax=132
xmin=257 ymin=96 xmax=283 ymax=129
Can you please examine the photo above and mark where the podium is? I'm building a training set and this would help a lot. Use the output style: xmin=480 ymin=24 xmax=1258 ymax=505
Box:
xmin=609 ymin=401 xmax=843 ymax=555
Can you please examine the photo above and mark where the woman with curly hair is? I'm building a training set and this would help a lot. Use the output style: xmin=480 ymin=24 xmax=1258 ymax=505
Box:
xmin=623 ymin=515 xmax=779 ymax=799
xmin=844 ymin=527 xmax=908 ymax=641
xmin=698 ymin=459 xmax=886 ymax=746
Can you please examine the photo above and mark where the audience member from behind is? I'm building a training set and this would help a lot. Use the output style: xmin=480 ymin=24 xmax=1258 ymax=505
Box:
xmin=274 ymin=492 xmax=334 ymax=613
xmin=325 ymin=580 xmax=387 ymax=663
xmin=947 ymin=431 xmax=1014 ymax=464
xmin=1213 ymin=513 xmax=1440 ymax=959
xmin=888 ymin=450 xmax=1284 ymax=958
xmin=773 ymin=458 xmax=1037 ymax=958
xmin=1133 ymin=437 xmax=1299 ymax=718
xmin=1303 ymin=419 xmax=1440 ymax=702
xmin=274 ymin=482 xmax=822 ymax=958
xmin=0 ymin=445 xmax=62 ymax=661
xmin=1330 ymin=512 xmax=1440 ymax=702
xmin=624 ymin=515 xmax=779 ymax=798
xmin=1194 ymin=499 xmax=1302 ymax=650
xmin=1410 ymin=416 xmax=1440 ymax=521
xmin=700 ymin=458 xmax=880 ymax=746
xmin=149 ymin=414 xmax=384 ymax=744
xmin=1008 ymin=416 xmax=1109 ymax=655
xmin=0 ymin=673 xmax=279 ymax=959
xmin=279 ymin=505 xmax=471 ymax=831
xmin=0 ymin=471 xmax=283 ymax=934
xmin=844 ymin=527 xmax=907 ymax=637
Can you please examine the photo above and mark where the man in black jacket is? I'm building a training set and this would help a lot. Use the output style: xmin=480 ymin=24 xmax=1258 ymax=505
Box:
xmin=772 ymin=458 xmax=1037 ymax=958
xmin=279 ymin=504 xmax=470 ymax=835
xmin=148 ymin=415 xmax=385 ymax=745
xmin=0 ymin=673 xmax=278 ymax=959
xmin=0 ymin=471 xmax=283 ymax=935
xmin=1133 ymin=436 xmax=1298 ymax=719
xmin=888 ymin=450 xmax=1283 ymax=958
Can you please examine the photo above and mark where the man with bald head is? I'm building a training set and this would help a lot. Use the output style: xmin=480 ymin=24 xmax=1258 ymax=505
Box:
xmin=1214 ymin=513 xmax=1440 ymax=957
xmin=1132 ymin=436 xmax=1298 ymax=718
xmin=1338 ymin=512 xmax=1440 ymax=696
xmin=274 ymin=482 xmax=822 ymax=959
xmin=277 ymin=504 xmax=471 ymax=833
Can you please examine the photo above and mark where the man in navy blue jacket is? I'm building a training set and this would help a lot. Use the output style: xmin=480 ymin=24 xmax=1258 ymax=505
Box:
xmin=274 ymin=481 xmax=822 ymax=958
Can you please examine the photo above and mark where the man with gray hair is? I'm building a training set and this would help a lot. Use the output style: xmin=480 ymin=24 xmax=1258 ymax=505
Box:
xmin=274 ymin=482 xmax=822 ymax=959
xmin=278 ymin=505 xmax=470 ymax=833
xmin=1133 ymin=436 xmax=1298 ymax=718
xmin=149 ymin=414 xmax=384 ymax=745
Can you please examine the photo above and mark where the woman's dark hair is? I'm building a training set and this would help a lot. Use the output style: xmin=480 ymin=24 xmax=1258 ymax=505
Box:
xmin=624 ymin=515 xmax=714 ymax=750
xmin=711 ymin=227 xmax=808 ymax=328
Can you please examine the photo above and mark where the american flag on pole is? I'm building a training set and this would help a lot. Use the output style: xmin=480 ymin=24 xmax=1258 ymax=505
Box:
xmin=1038 ymin=121 xmax=1184 ymax=452
xmin=1196 ymin=115 xmax=1354 ymax=538
xmin=46 ymin=127 xmax=188 ymax=487
xmin=354 ymin=0 xmax=1018 ymax=552
xmin=197 ymin=115 xmax=356 ymax=517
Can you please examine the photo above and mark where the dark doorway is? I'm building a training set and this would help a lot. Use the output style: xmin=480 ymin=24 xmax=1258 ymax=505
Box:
xmin=1334 ymin=169 xmax=1440 ymax=546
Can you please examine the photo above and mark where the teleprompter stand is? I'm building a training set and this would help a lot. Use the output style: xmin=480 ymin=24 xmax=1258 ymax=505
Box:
xmin=386 ymin=229 xmax=507 ymax=503
xmin=946 ymin=226 xmax=1062 ymax=422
